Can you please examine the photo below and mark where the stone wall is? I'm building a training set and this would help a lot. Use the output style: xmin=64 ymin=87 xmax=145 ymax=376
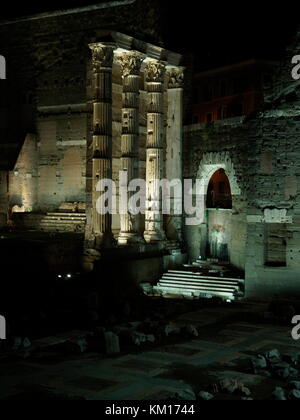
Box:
xmin=183 ymin=28 xmax=300 ymax=296
xmin=0 ymin=0 xmax=164 ymax=216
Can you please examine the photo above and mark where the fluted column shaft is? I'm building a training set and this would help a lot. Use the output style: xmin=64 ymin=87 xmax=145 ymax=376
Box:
xmin=117 ymin=52 xmax=145 ymax=245
xmin=89 ymin=43 xmax=115 ymax=249
xmin=144 ymin=61 xmax=166 ymax=243
xmin=166 ymin=66 xmax=185 ymax=242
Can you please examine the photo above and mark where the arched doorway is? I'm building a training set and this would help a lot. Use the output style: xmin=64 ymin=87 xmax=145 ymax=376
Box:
xmin=206 ymin=169 xmax=232 ymax=210
xmin=206 ymin=169 xmax=232 ymax=261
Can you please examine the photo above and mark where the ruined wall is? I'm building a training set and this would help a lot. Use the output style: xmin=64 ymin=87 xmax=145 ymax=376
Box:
xmin=183 ymin=119 xmax=249 ymax=269
xmin=184 ymin=29 xmax=300 ymax=295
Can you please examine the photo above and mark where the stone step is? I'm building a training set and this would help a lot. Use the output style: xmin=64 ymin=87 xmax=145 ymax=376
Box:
xmin=166 ymin=271 xmax=244 ymax=284
xmin=38 ymin=218 xmax=86 ymax=223
xmin=160 ymin=276 xmax=240 ymax=288
xmin=158 ymin=278 xmax=237 ymax=291
xmin=154 ymin=285 xmax=235 ymax=299
xmin=151 ymin=260 xmax=245 ymax=301
xmin=47 ymin=212 xmax=86 ymax=218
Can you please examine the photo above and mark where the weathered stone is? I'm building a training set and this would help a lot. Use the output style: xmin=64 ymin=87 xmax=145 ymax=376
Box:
xmin=219 ymin=378 xmax=240 ymax=394
xmin=265 ymin=349 xmax=281 ymax=363
xmin=185 ymin=324 xmax=199 ymax=337
xmin=239 ymin=386 xmax=251 ymax=397
xmin=251 ymin=355 xmax=267 ymax=372
xmin=199 ymin=391 xmax=214 ymax=401
xmin=289 ymin=381 xmax=300 ymax=390
xmin=276 ymin=366 xmax=299 ymax=380
xmin=288 ymin=389 xmax=300 ymax=400
xmin=272 ymin=387 xmax=287 ymax=401
xmin=175 ymin=388 xmax=196 ymax=401
xmin=165 ymin=323 xmax=182 ymax=337
xmin=104 ymin=332 xmax=120 ymax=355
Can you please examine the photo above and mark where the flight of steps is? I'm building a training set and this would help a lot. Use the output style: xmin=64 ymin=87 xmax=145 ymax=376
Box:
xmin=141 ymin=260 xmax=245 ymax=301
xmin=13 ymin=212 xmax=86 ymax=233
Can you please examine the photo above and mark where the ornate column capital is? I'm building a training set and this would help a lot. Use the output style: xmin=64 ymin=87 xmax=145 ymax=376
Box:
xmin=144 ymin=61 xmax=166 ymax=83
xmin=89 ymin=43 xmax=116 ymax=72
xmin=167 ymin=66 xmax=185 ymax=89
xmin=116 ymin=51 xmax=145 ymax=77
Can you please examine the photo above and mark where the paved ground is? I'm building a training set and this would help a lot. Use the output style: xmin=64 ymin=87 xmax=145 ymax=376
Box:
xmin=0 ymin=300 xmax=299 ymax=400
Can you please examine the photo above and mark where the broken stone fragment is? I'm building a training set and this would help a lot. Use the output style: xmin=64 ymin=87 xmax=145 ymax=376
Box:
xmin=288 ymin=390 xmax=300 ymax=400
xmin=257 ymin=370 xmax=272 ymax=378
xmin=219 ymin=378 xmax=240 ymax=394
xmin=185 ymin=324 xmax=199 ymax=337
xmin=174 ymin=388 xmax=196 ymax=401
xmin=165 ymin=322 xmax=182 ymax=337
xmin=276 ymin=366 xmax=298 ymax=380
xmin=272 ymin=387 xmax=287 ymax=401
xmin=289 ymin=381 xmax=300 ymax=390
xmin=198 ymin=391 xmax=214 ymax=401
xmin=251 ymin=355 xmax=267 ymax=372
xmin=271 ymin=361 xmax=290 ymax=370
xmin=239 ymin=385 xmax=251 ymax=397
xmin=265 ymin=349 xmax=281 ymax=363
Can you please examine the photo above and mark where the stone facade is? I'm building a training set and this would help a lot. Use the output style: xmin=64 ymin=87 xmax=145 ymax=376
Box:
xmin=0 ymin=2 xmax=299 ymax=297
xmin=0 ymin=1 xmax=186 ymax=276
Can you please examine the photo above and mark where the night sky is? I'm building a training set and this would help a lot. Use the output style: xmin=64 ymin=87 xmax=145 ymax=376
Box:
xmin=1 ymin=0 xmax=299 ymax=69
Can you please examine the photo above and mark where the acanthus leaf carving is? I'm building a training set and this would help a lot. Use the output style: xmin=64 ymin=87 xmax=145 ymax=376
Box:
xmin=89 ymin=44 xmax=115 ymax=72
xmin=144 ymin=61 xmax=166 ymax=83
xmin=117 ymin=51 xmax=145 ymax=77
xmin=167 ymin=67 xmax=185 ymax=89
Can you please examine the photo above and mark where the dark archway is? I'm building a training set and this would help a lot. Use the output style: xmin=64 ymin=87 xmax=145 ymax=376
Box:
xmin=206 ymin=169 xmax=232 ymax=209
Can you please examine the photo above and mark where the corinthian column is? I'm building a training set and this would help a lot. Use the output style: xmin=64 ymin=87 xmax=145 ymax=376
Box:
xmin=89 ymin=42 xmax=115 ymax=249
xmin=116 ymin=51 xmax=145 ymax=246
xmin=143 ymin=61 xmax=166 ymax=243
xmin=165 ymin=66 xmax=185 ymax=242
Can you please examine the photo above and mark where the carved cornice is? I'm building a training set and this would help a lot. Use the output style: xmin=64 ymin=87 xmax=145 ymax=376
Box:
xmin=167 ymin=67 xmax=185 ymax=89
xmin=89 ymin=43 xmax=115 ymax=72
xmin=117 ymin=51 xmax=145 ymax=77
xmin=144 ymin=61 xmax=166 ymax=83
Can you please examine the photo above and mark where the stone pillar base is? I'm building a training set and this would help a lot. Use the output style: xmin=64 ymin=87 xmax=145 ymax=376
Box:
xmin=94 ymin=232 xmax=115 ymax=250
xmin=118 ymin=232 xmax=145 ymax=246
xmin=144 ymin=230 xmax=166 ymax=244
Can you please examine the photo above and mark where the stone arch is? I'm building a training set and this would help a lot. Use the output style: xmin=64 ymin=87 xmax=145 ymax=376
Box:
xmin=195 ymin=151 xmax=241 ymax=197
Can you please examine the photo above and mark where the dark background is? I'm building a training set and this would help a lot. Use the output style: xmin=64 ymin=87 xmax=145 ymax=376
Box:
xmin=1 ymin=1 xmax=299 ymax=68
